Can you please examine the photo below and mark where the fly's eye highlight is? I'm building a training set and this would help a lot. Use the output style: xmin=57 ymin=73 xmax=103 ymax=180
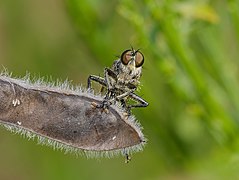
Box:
xmin=135 ymin=51 xmax=144 ymax=67
xmin=121 ymin=49 xmax=132 ymax=65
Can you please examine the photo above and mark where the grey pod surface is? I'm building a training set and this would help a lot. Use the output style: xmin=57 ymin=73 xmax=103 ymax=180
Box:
xmin=0 ymin=74 xmax=146 ymax=158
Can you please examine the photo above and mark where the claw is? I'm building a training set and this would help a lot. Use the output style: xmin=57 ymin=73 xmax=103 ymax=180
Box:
xmin=98 ymin=100 xmax=110 ymax=114
xmin=91 ymin=100 xmax=110 ymax=114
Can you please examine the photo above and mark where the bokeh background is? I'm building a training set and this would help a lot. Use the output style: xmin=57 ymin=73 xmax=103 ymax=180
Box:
xmin=1 ymin=0 xmax=239 ymax=179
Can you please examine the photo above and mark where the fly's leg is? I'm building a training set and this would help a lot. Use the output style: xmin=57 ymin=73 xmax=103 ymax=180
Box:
xmin=115 ymin=89 xmax=136 ymax=115
xmin=120 ymin=99 xmax=127 ymax=109
xmin=116 ymin=90 xmax=133 ymax=113
xmin=87 ymin=75 xmax=109 ymax=111
xmin=87 ymin=69 xmax=117 ymax=110
xmin=100 ymin=86 xmax=106 ymax=93
xmin=117 ymin=92 xmax=148 ymax=115
xmin=87 ymin=75 xmax=106 ymax=90
xmin=115 ymin=89 xmax=135 ymax=100
xmin=104 ymin=68 xmax=117 ymax=91
xmin=97 ymin=68 xmax=118 ymax=109
xmin=128 ymin=92 xmax=149 ymax=109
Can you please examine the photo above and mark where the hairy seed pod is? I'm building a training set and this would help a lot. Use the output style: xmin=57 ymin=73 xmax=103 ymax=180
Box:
xmin=0 ymin=72 xmax=146 ymax=158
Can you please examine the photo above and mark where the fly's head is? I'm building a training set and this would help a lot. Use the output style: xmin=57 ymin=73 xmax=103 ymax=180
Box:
xmin=112 ymin=49 xmax=144 ymax=90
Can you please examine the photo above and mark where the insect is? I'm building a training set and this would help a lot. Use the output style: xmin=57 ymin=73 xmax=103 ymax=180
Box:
xmin=87 ymin=48 xmax=149 ymax=115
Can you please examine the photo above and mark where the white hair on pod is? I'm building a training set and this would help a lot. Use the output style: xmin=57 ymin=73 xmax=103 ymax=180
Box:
xmin=0 ymin=70 xmax=146 ymax=160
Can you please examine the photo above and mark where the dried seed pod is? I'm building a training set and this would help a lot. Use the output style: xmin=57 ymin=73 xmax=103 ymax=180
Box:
xmin=0 ymin=72 xmax=146 ymax=158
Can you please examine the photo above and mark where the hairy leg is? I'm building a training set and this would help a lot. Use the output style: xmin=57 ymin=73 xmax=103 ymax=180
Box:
xmin=87 ymin=75 xmax=106 ymax=89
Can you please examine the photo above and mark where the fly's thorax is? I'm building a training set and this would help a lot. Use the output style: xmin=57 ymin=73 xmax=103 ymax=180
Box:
xmin=109 ymin=58 xmax=142 ymax=93
xmin=117 ymin=73 xmax=140 ymax=88
xmin=113 ymin=59 xmax=142 ymax=82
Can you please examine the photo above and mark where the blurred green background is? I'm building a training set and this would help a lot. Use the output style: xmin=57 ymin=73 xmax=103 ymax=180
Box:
xmin=1 ymin=0 xmax=239 ymax=179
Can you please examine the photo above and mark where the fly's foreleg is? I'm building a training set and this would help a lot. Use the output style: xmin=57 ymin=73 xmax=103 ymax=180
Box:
xmin=87 ymin=75 xmax=106 ymax=90
xmin=118 ymin=92 xmax=148 ymax=115
xmin=99 ymin=68 xmax=118 ymax=108
xmin=128 ymin=92 xmax=149 ymax=109
xmin=87 ymin=69 xmax=117 ymax=111
xmin=104 ymin=68 xmax=117 ymax=91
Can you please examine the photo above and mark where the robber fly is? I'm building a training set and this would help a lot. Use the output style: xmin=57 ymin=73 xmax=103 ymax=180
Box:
xmin=87 ymin=48 xmax=149 ymax=115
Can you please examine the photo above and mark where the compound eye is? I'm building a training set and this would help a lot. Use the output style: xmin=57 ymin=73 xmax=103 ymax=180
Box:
xmin=121 ymin=49 xmax=132 ymax=65
xmin=135 ymin=51 xmax=144 ymax=67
